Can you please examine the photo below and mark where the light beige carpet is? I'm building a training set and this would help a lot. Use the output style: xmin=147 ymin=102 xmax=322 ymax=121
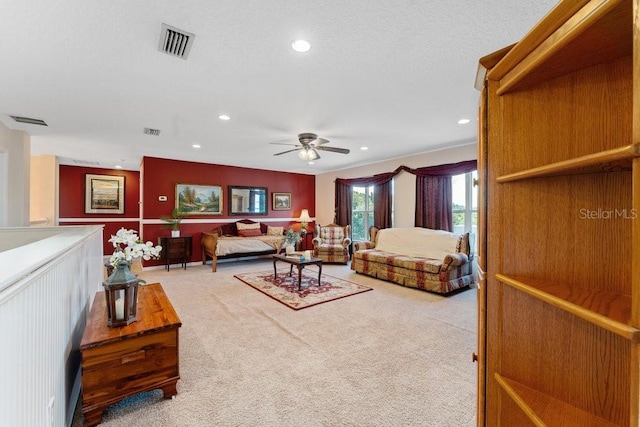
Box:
xmin=235 ymin=268 xmax=373 ymax=310
xmin=73 ymin=258 xmax=477 ymax=427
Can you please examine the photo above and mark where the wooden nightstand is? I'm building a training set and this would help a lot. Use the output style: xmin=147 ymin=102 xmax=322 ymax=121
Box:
xmin=297 ymin=231 xmax=314 ymax=251
xmin=80 ymin=283 xmax=181 ymax=427
xmin=158 ymin=236 xmax=192 ymax=270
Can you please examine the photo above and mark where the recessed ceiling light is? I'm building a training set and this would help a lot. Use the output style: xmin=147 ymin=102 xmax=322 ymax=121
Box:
xmin=291 ymin=39 xmax=311 ymax=53
xmin=457 ymin=118 xmax=471 ymax=124
xmin=192 ymin=144 xmax=201 ymax=149
xmin=114 ymin=165 xmax=123 ymax=169
xmin=218 ymin=115 xmax=230 ymax=121
xmin=360 ymin=146 xmax=369 ymax=151
xmin=308 ymin=161 xmax=314 ymax=165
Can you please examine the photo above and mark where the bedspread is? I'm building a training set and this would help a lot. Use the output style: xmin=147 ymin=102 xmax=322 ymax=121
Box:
xmin=215 ymin=235 xmax=285 ymax=256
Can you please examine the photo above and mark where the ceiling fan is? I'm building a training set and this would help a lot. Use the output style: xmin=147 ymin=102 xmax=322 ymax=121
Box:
xmin=272 ymin=133 xmax=350 ymax=161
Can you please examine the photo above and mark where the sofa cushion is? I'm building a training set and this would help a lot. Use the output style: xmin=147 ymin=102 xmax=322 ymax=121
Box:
xmin=356 ymin=250 xmax=442 ymax=274
xmin=238 ymin=228 xmax=262 ymax=237
xmin=266 ymin=226 xmax=283 ymax=236
xmin=319 ymin=226 xmax=345 ymax=245
xmin=375 ymin=227 xmax=460 ymax=260
xmin=236 ymin=222 xmax=261 ymax=231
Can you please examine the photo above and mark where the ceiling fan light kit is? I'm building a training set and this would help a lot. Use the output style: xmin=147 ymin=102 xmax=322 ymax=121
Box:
xmin=298 ymin=148 xmax=319 ymax=161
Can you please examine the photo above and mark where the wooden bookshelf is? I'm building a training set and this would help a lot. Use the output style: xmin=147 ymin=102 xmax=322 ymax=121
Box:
xmin=495 ymin=374 xmax=619 ymax=427
xmin=496 ymin=144 xmax=640 ymax=183
xmin=476 ymin=1 xmax=639 ymax=425
xmin=496 ymin=274 xmax=637 ymax=341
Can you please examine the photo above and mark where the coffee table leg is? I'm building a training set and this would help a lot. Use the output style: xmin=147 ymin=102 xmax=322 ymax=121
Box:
xmin=317 ymin=262 xmax=322 ymax=286
xmin=273 ymin=258 xmax=277 ymax=279
xmin=297 ymin=265 xmax=303 ymax=290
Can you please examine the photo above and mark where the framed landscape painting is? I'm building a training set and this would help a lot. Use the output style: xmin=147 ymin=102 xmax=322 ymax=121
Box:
xmin=272 ymin=192 xmax=291 ymax=211
xmin=85 ymin=174 xmax=125 ymax=214
xmin=176 ymin=184 xmax=222 ymax=215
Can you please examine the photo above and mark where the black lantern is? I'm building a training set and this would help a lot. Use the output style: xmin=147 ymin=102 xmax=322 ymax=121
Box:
xmin=102 ymin=259 xmax=139 ymax=327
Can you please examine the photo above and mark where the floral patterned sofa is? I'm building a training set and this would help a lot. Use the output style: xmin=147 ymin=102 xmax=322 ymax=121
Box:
xmin=351 ymin=227 xmax=476 ymax=295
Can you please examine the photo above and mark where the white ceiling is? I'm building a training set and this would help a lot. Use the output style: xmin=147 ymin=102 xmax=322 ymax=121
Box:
xmin=0 ymin=0 xmax=557 ymax=174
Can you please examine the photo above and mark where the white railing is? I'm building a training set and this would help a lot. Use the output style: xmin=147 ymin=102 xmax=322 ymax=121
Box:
xmin=0 ymin=225 xmax=103 ymax=427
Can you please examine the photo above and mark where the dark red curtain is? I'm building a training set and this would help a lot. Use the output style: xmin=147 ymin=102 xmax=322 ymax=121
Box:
xmin=373 ymin=180 xmax=392 ymax=229
xmin=336 ymin=170 xmax=397 ymax=231
xmin=414 ymin=160 xmax=477 ymax=231
xmin=335 ymin=160 xmax=477 ymax=232
xmin=415 ymin=175 xmax=453 ymax=230
xmin=334 ymin=180 xmax=352 ymax=227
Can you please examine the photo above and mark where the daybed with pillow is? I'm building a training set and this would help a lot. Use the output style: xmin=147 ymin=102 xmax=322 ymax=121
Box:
xmin=351 ymin=227 xmax=476 ymax=295
xmin=200 ymin=219 xmax=285 ymax=272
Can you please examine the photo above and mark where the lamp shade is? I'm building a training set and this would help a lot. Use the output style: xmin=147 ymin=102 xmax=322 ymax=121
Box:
xmin=298 ymin=209 xmax=312 ymax=223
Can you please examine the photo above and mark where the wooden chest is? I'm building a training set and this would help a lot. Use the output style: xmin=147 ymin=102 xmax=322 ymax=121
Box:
xmin=80 ymin=283 xmax=181 ymax=426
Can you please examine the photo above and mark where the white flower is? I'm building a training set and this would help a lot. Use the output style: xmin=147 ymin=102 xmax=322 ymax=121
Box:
xmin=108 ymin=228 xmax=163 ymax=267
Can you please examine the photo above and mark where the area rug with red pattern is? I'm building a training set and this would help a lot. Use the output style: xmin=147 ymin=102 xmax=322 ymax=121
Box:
xmin=234 ymin=268 xmax=373 ymax=310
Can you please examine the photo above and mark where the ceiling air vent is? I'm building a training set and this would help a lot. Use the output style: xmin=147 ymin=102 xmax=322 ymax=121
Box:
xmin=10 ymin=115 xmax=48 ymax=126
xmin=158 ymin=24 xmax=195 ymax=60
xmin=144 ymin=127 xmax=161 ymax=136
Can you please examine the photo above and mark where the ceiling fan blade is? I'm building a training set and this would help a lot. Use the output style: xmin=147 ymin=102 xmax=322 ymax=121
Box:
xmin=315 ymin=146 xmax=350 ymax=154
xmin=270 ymin=142 xmax=299 ymax=146
xmin=312 ymin=137 xmax=330 ymax=146
xmin=273 ymin=148 xmax=301 ymax=156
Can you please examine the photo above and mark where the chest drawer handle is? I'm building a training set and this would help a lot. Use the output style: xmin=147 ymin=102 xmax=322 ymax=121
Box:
xmin=121 ymin=350 xmax=146 ymax=364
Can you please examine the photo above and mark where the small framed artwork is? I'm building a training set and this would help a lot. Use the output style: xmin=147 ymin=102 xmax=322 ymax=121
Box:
xmin=176 ymin=183 xmax=223 ymax=215
xmin=272 ymin=192 xmax=291 ymax=211
xmin=85 ymin=174 xmax=125 ymax=214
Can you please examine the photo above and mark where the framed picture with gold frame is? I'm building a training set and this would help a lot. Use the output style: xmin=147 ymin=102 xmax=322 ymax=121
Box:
xmin=176 ymin=183 xmax=223 ymax=215
xmin=272 ymin=192 xmax=291 ymax=211
xmin=85 ymin=174 xmax=125 ymax=214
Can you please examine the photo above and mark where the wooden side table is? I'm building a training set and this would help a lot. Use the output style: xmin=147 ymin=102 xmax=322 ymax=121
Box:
xmin=297 ymin=231 xmax=314 ymax=251
xmin=80 ymin=283 xmax=181 ymax=427
xmin=158 ymin=236 xmax=192 ymax=270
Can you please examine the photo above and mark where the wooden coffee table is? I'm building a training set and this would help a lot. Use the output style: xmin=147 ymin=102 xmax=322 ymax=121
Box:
xmin=272 ymin=254 xmax=323 ymax=290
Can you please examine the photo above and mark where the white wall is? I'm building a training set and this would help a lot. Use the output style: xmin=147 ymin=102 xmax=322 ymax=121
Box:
xmin=0 ymin=121 xmax=30 ymax=227
xmin=315 ymin=143 xmax=477 ymax=227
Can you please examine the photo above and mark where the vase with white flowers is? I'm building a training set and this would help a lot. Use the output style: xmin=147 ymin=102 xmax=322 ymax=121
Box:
xmin=108 ymin=228 xmax=163 ymax=268
xmin=284 ymin=229 xmax=302 ymax=254
xmin=103 ymin=228 xmax=163 ymax=326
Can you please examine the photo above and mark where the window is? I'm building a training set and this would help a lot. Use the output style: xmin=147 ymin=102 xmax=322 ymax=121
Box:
xmin=352 ymin=186 xmax=375 ymax=241
xmin=452 ymin=170 xmax=477 ymax=238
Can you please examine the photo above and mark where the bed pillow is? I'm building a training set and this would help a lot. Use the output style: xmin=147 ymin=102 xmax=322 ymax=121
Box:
xmin=238 ymin=228 xmax=262 ymax=237
xmin=267 ymin=226 xmax=283 ymax=236
xmin=236 ymin=222 xmax=261 ymax=231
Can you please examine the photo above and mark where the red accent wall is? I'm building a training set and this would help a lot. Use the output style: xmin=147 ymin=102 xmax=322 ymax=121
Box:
xmin=141 ymin=156 xmax=315 ymax=219
xmin=58 ymin=159 xmax=316 ymax=265
xmin=59 ymin=165 xmax=140 ymax=255
xmin=141 ymin=156 xmax=315 ymax=266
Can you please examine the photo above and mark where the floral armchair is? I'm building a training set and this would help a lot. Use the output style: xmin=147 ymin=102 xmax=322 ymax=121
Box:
xmin=312 ymin=223 xmax=351 ymax=264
